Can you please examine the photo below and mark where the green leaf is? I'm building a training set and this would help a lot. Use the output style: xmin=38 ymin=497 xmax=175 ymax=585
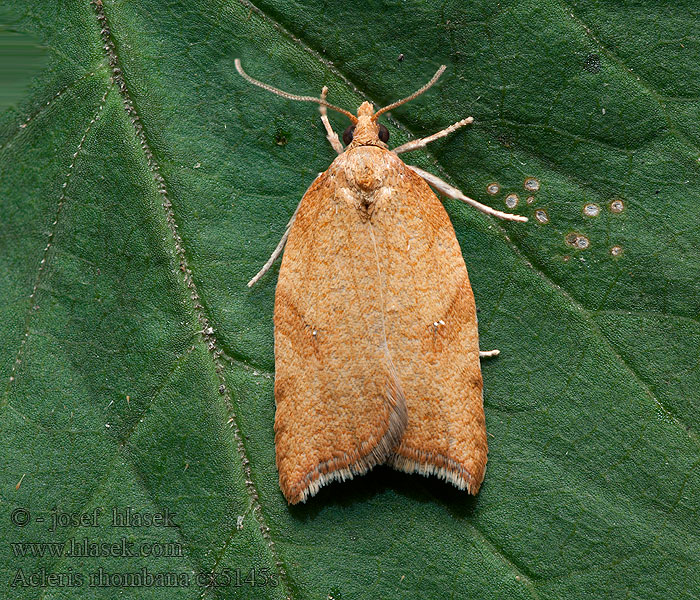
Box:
xmin=1 ymin=1 xmax=698 ymax=598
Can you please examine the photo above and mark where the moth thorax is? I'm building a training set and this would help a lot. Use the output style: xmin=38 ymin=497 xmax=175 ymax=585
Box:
xmin=345 ymin=147 xmax=386 ymax=192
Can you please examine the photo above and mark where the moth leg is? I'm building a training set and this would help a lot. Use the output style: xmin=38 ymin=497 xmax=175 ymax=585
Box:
xmin=247 ymin=202 xmax=300 ymax=287
xmin=247 ymin=171 xmax=327 ymax=287
xmin=479 ymin=349 xmax=500 ymax=358
xmin=407 ymin=165 xmax=528 ymax=223
xmin=392 ymin=117 xmax=473 ymax=154
xmin=319 ymin=86 xmax=344 ymax=155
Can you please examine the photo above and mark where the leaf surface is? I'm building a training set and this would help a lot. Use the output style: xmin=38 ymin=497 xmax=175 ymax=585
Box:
xmin=1 ymin=1 xmax=698 ymax=598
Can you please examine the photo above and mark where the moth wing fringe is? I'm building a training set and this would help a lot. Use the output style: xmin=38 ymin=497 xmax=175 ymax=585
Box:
xmin=387 ymin=452 xmax=483 ymax=495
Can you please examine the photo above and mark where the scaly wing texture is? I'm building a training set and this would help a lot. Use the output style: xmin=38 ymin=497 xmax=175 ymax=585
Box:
xmin=273 ymin=162 xmax=407 ymax=504
xmin=369 ymin=152 xmax=488 ymax=493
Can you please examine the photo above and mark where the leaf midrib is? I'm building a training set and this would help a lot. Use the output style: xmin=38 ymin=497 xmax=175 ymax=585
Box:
xmin=89 ymin=1 xmax=292 ymax=597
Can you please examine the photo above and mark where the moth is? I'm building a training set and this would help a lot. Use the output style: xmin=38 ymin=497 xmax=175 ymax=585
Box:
xmin=236 ymin=60 xmax=526 ymax=504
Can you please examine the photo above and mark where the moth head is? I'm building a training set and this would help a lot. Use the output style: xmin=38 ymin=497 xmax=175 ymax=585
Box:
xmin=342 ymin=102 xmax=390 ymax=149
xmin=234 ymin=60 xmax=446 ymax=153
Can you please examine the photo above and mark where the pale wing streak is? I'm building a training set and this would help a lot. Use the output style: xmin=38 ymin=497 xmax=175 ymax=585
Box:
xmin=368 ymin=223 xmax=390 ymax=354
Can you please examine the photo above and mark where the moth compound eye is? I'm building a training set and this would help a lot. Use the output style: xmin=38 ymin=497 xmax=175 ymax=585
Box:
xmin=378 ymin=124 xmax=390 ymax=143
xmin=342 ymin=125 xmax=355 ymax=146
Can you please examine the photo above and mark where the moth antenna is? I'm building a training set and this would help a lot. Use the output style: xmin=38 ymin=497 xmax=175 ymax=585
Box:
xmin=375 ymin=65 xmax=447 ymax=118
xmin=235 ymin=59 xmax=357 ymax=123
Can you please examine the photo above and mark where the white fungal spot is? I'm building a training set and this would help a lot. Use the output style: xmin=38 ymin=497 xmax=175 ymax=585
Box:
xmin=487 ymin=182 xmax=500 ymax=195
xmin=583 ymin=203 xmax=600 ymax=217
xmin=610 ymin=245 xmax=623 ymax=257
xmin=505 ymin=193 xmax=519 ymax=208
xmin=565 ymin=232 xmax=589 ymax=249
xmin=535 ymin=209 xmax=549 ymax=223
xmin=237 ymin=515 xmax=245 ymax=530
xmin=526 ymin=195 xmax=535 ymax=204
xmin=524 ymin=177 xmax=540 ymax=192
xmin=609 ymin=199 xmax=624 ymax=213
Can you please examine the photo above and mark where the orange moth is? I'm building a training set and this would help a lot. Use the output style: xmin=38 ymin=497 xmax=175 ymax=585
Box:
xmin=236 ymin=60 xmax=527 ymax=504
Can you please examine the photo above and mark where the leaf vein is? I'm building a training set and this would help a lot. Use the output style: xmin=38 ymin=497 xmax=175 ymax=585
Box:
xmin=1 ymin=83 xmax=112 ymax=411
xmin=0 ymin=69 xmax=103 ymax=153
xmin=91 ymin=1 xmax=291 ymax=595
